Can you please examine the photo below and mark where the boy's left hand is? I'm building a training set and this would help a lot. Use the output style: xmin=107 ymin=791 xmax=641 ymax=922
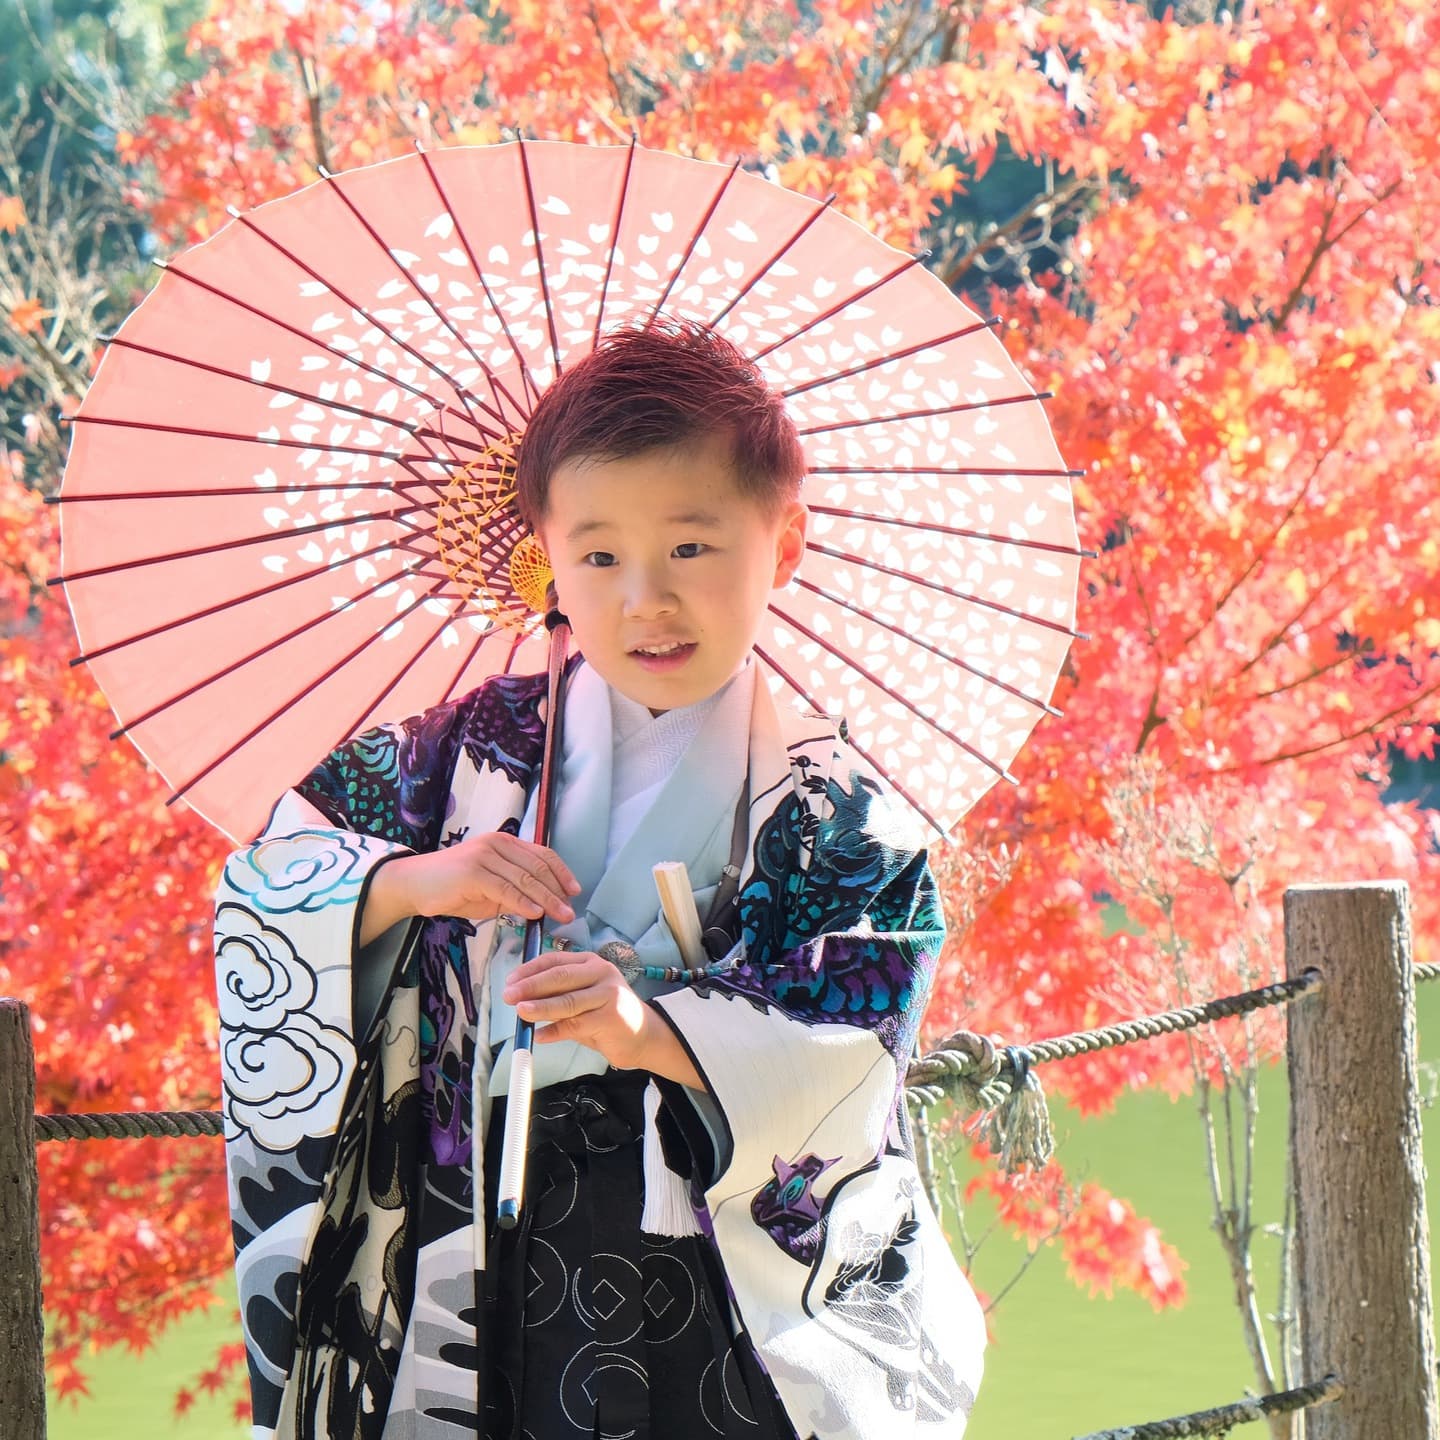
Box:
xmin=502 ymin=952 xmax=702 ymax=1089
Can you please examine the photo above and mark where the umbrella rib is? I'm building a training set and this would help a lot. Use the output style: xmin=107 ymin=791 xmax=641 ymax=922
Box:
xmin=164 ymin=577 xmax=454 ymax=809
xmin=593 ymin=135 xmax=639 ymax=348
xmin=416 ymin=144 xmax=541 ymax=415
xmin=51 ymin=500 xmax=431 ymax=586
xmin=781 ymin=318 xmax=996 ymax=399
xmin=330 ymin=598 xmax=485 ymax=758
xmin=67 ymin=412 xmax=455 ymax=473
xmin=314 ymin=167 xmax=520 ymax=436
xmin=806 ymin=539 xmax=1086 ymax=640
xmin=812 ymin=463 xmax=1082 ymax=477
xmin=223 ymin=209 xmax=493 ymax=430
xmin=645 ymin=156 xmax=744 ymax=326
xmin=91 ymin=335 xmax=456 ymax=447
xmin=440 ymin=620 xmax=501 ymax=699
xmin=787 ymin=576 xmax=1062 ymax=717
xmin=498 ymin=624 xmax=530 ymax=677
xmin=67 ymin=527 xmax=423 ymax=665
xmin=69 ymin=530 xmax=420 ymax=665
xmin=49 ymin=477 xmax=443 ymax=504
xmin=139 ymin=260 xmax=474 ymax=429
xmin=113 ymin=560 xmax=435 ymax=741
xmin=703 ymin=194 xmax=838 ymax=334
xmin=751 ymin=642 xmax=947 ymax=835
xmin=805 ymin=504 xmax=1090 ymax=559
xmin=749 ymin=251 xmax=927 ymax=362
xmin=765 ymin=603 xmax=1017 ymax=784
xmin=516 ymin=134 xmax=564 ymax=381
xmin=798 ymin=389 xmax=1050 ymax=436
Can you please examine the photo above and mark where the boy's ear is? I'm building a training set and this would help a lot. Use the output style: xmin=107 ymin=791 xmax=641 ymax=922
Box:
xmin=772 ymin=502 xmax=808 ymax=588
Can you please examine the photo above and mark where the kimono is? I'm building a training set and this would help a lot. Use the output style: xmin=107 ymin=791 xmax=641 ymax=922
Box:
xmin=214 ymin=654 xmax=986 ymax=1439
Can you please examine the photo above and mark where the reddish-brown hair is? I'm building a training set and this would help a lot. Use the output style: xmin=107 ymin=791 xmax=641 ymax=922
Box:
xmin=514 ymin=319 xmax=806 ymax=526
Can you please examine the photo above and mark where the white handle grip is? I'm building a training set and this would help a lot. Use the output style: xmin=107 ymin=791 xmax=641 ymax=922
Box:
xmin=495 ymin=1047 xmax=534 ymax=1228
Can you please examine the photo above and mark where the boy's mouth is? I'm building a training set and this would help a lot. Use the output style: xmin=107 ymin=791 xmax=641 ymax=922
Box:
xmin=629 ymin=641 xmax=697 ymax=671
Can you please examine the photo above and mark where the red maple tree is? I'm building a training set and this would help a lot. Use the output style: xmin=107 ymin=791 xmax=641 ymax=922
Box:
xmin=3 ymin=0 xmax=1437 ymax=1411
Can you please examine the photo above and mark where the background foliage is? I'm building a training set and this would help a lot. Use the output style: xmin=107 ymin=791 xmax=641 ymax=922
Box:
xmin=2 ymin=0 xmax=1436 ymax=1415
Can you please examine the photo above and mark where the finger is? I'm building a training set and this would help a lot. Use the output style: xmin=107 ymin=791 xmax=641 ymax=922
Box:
xmin=494 ymin=835 xmax=582 ymax=898
xmin=533 ymin=1017 xmax=579 ymax=1045
xmin=492 ymin=858 xmax=575 ymax=923
xmin=530 ymin=845 xmax=582 ymax=897
xmin=505 ymin=951 xmax=603 ymax=991
xmin=514 ymin=983 xmax=606 ymax=1025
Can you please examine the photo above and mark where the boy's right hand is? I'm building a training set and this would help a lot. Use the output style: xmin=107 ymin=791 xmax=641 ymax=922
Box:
xmin=360 ymin=834 xmax=580 ymax=947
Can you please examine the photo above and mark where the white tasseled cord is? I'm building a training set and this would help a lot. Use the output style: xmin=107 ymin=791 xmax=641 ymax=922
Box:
xmin=640 ymin=1079 xmax=703 ymax=1238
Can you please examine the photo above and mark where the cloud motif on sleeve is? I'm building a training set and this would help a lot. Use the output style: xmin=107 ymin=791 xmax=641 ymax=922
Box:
xmin=215 ymin=902 xmax=315 ymax=1032
xmin=215 ymin=900 xmax=353 ymax=1149
xmin=223 ymin=829 xmax=375 ymax=913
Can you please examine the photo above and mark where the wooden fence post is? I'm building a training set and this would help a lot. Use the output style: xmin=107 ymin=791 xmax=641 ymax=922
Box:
xmin=0 ymin=998 xmax=46 ymax=1439
xmin=1285 ymin=882 xmax=1437 ymax=1440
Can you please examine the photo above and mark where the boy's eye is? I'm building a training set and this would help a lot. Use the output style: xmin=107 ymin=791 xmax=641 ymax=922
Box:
xmin=673 ymin=542 xmax=708 ymax=559
xmin=582 ymin=551 xmax=616 ymax=568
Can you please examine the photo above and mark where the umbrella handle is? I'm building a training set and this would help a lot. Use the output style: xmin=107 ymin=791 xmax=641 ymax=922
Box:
xmin=496 ymin=600 xmax=571 ymax=1230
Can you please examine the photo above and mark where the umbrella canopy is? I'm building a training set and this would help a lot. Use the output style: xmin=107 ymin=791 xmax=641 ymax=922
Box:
xmin=55 ymin=139 xmax=1083 ymax=842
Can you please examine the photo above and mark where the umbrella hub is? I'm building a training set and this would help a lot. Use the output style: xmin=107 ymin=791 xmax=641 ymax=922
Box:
xmin=435 ymin=430 xmax=551 ymax=626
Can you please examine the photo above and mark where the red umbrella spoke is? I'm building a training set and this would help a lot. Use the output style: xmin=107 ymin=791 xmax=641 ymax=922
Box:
xmin=805 ymin=539 xmax=1084 ymax=640
xmin=644 ymin=156 xmax=744 ymax=326
xmin=165 ymin=575 xmax=464 ymax=810
xmin=798 ymin=389 xmax=1052 ymax=437
xmin=592 ymin=136 xmax=639 ymax=348
xmin=224 ymin=207 xmax=503 ymax=435
xmin=805 ymin=503 xmax=1090 ymax=560
xmin=67 ymin=528 xmax=428 ymax=667
xmin=316 ymin=167 xmax=526 ymax=435
xmin=147 ymin=257 xmax=443 ymax=414
xmin=780 ymin=318 xmax=998 ymax=400
xmin=112 ymin=554 xmax=434 ymax=740
xmin=516 ymin=136 xmax=567 ymax=383
xmin=752 ymin=642 xmax=947 ymax=837
xmin=326 ymin=596 xmax=483 ymax=770
xmin=703 ymin=194 xmax=839 ymax=336
xmin=52 ymin=499 xmax=431 ymax=586
xmin=787 ymin=576 xmax=1062 ymax=719
xmin=766 ymin=603 xmax=1019 ymax=783
xmin=748 ymin=251 xmax=928 ymax=363
xmin=67 ymin=411 xmax=447 ymax=475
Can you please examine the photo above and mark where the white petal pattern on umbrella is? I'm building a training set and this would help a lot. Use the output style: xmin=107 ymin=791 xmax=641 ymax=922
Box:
xmin=56 ymin=139 xmax=1082 ymax=841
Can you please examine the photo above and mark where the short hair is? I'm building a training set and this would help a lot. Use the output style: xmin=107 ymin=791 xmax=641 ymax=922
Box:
xmin=514 ymin=318 xmax=806 ymax=526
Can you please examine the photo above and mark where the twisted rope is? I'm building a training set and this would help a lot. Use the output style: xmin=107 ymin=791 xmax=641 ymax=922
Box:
xmin=34 ymin=1109 xmax=223 ymax=1142
xmin=903 ymin=969 xmax=1325 ymax=1171
xmin=32 ymin=965 xmax=1392 ymax=1156
xmin=1072 ymin=1371 xmax=1342 ymax=1438
xmin=1416 ymin=962 xmax=1440 ymax=984
xmin=905 ymin=968 xmax=1323 ymax=1103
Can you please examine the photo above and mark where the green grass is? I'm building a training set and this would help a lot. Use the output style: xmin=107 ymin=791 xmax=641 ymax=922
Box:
xmin=47 ymin=986 xmax=1440 ymax=1437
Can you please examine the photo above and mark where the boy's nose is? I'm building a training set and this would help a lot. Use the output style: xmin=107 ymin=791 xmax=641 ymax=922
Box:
xmin=622 ymin=565 xmax=678 ymax=618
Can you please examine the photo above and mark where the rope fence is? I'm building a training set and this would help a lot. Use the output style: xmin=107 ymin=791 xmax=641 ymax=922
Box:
xmin=1074 ymin=1372 xmax=1344 ymax=1440
xmin=5 ymin=882 xmax=1436 ymax=1438
xmin=30 ymin=967 xmax=1338 ymax=1150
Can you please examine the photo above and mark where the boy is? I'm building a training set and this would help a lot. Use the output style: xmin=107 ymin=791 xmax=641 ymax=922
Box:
xmin=215 ymin=321 xmax=986 ymax=1439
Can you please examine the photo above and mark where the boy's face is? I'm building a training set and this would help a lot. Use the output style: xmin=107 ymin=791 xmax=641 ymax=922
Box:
xmin=537 ymin=432 xmax=806 ymax=714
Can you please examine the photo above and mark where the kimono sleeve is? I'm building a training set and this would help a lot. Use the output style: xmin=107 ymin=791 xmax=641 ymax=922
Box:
xmin=648 ymin=761 xmax=985 ymax=1437
xmin=212 ymin=700 xmax=467 ymax=1435
xmin=649 ymin=754 xmax=944 ymax=1195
